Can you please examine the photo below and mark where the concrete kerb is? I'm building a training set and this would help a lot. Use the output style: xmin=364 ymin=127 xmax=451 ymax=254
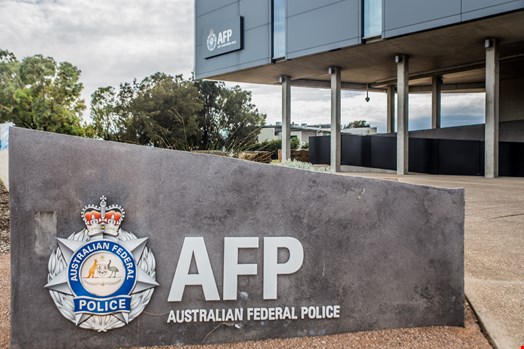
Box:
xmin=466 ymin=294 xmax=497 ymax=349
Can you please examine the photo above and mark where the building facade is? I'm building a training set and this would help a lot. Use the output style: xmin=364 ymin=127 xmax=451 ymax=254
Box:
xmin=195 ymin=0 xmax=524 ymax=177
xmin=259 ymin=124 xmax=378 ymax=144
xmin=258 ymin=124 xmax=329 ymax=144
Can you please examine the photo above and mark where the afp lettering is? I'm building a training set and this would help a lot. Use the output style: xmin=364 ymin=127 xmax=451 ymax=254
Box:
xmin=217 ymin=29 xmax=233 ymax=45
xmin=167 ymin=237 xmax=304 ymax=302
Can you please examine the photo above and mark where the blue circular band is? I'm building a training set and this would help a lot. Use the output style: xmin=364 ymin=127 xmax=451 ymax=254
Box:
xmin=67 ymin=240 xmax=137 ymax=298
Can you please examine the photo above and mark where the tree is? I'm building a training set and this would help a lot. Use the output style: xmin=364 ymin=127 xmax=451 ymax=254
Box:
xmin=0 ymin=49 xmax=87 ymax=135
xmin=91 ymin=74 xmax=266 ymax=152
xmin=194 ymin=80 xmax=266 ymax=151
xmin=193 ymin=79 xmax=223 ymax=150
xmin=344 ymin=120 xmax=370 ymax=129
xmin=91 ymin=73 xmax=202 ymax=150
xmin=0 ymin=50 xmax=19 ymax=119
xmin=91 ymin=86 xmax=120 ymax=141
xmin=214 ymin=85 xmax=266 ymax=151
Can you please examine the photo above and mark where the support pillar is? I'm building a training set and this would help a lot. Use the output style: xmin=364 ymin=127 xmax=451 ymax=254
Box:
xmin=396 ymin=55 xmax=409 ymax=175
xmin=329 ymin=66 xmax=341 ymax=172
xmin=432 ymin=76 xmax=442 ymax=129
xmin=386 ymin=85 xmax=395 ymax=133
xmin=280 ymin=75 xmax=291 ymax=162
xmin=485 ymin=39 xmax=499 ymax=178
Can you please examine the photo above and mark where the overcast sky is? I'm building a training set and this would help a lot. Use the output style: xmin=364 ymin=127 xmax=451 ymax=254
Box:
xmin=0 ymin=0 xmax=485 ymax=133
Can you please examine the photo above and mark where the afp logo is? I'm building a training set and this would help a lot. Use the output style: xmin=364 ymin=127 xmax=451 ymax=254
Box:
xmin=207 ymin=29 xmax=217 ymax=51
xmin=45 ymin=196 xmax=158 ymax=332
xmin=206 ymin=28 xmax=234 ymax=52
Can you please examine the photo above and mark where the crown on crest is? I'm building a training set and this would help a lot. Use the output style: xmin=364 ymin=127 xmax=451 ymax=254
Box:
xmin=81 ymin=196 xmax=125 ymax=237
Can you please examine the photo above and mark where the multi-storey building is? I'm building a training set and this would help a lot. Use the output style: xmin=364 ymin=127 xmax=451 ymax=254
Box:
xmin=195 ymin=0 xmax=524 ymax=177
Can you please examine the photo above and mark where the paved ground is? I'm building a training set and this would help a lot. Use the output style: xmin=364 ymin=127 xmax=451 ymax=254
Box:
xmin=339 ymin=173 xmax=524 ymax=349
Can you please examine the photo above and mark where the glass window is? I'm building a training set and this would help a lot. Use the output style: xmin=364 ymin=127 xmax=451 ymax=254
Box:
xmin=364 ymin=0 xmax=382 ymax=38
xmin=273 ymin=0 xmax=286 ymax=59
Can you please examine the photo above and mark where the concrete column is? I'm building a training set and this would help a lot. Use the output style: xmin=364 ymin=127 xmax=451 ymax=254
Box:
xmin=386 ymin=85 xmax=395 ymax=133
xmin=329 ymin=66 xmax=341 ymax=172
xmin=280 ymin=75 xmax=291 ymax=162
xmin=432 ymin=76 xmax=442 ymax=129
xmin=396 ymin=55 xmax=409 ymax=175
xmin=485 ymin=39 xmax=499 ymax=178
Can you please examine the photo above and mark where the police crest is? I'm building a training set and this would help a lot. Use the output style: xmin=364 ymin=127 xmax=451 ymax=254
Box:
xmin=207 ymin=29 xmax=217 ymax=51
xmin=45 ymin=196 xmax=158 ymax=332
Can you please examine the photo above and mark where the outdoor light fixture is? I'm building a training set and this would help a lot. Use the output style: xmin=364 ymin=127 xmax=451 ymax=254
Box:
xmin=485 ymin=38 xmax=496 ymax=48
xmin=328 ymin=66 xmax=339 ymax=75
xmin=365 ymin=84 xmax=370 ymax=102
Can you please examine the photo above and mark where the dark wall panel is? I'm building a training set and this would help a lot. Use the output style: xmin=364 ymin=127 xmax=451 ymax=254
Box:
xmin=438 ymin=140 xmax=483 ymax=176
xmin=341 ymin=135 xmax=371 ymax=167
xmin=309 ymin=136 xmax=330 ymax=164
xmin=309 ymin=135 xmax=523 ymax=177
xmin=370 ymin=136 xmax=396 ymax=171
xmin=500 ymin=142 xmax=524 ymax=177
xmin=409 ymin=138 xmax=439 ymax=174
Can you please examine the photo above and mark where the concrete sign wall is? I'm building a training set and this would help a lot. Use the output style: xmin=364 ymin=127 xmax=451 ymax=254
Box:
xmin=10 ymin=128 xmax=464 ymax=349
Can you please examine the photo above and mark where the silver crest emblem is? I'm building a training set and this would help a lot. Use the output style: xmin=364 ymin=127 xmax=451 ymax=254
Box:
xmin=207 ymin=29 xmax=217 ymax=51
xmin=45 ymin=196 xmax=159 ymax=332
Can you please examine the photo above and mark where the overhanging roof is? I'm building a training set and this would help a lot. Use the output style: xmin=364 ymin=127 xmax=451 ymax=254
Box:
xmin=210 ymin=10 xmax=524 ymax=91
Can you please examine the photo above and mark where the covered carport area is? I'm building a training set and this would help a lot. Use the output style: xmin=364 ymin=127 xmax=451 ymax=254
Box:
xmin=212 ymin=10 xmax=524 ymax=178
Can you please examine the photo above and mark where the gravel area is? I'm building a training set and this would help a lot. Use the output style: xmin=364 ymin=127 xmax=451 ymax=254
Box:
xmin=0 ymin=181 xmax=11 ymax=349
xmin=0 ymin=254 xmax=9 ymax=349
xmin=0 ymin=182 xmax=9 ymax=254
xmin=0 ymin=181 xmax=493 ymax=349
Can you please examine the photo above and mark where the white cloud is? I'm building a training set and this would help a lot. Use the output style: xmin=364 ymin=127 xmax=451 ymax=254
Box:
xmin=0 ymin=0 xmax=194 ymax=117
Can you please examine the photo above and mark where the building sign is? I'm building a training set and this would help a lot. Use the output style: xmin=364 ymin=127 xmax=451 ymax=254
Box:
xmin=166 ymin=236 xmax=340 ymax=324
xmin=45 ymin=202 xmax=340 ymax=331
xmin=204 ymin=16 xmax=243 ymax=58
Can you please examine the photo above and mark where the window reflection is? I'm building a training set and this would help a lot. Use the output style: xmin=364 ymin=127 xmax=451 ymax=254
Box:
xmin=273 ymin=0 xmax=286 ymax=59
xmin=364 ymin=0 xmax=382 ymax=38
